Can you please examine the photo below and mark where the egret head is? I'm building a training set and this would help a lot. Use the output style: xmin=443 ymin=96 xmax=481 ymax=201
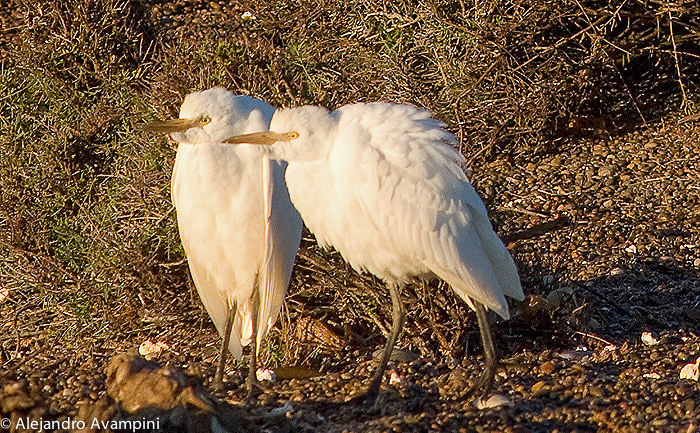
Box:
xmin=224 ymin=106 xmax=335 ymax=162
xmin=142 ymin=88 xmax=274 ymax=144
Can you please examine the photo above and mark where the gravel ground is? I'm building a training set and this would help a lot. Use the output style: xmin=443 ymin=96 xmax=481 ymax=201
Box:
xmin=2 ymin=1 xmax=699 ymax=432
xmin=2 ymin=109 xmax=698 ymax=433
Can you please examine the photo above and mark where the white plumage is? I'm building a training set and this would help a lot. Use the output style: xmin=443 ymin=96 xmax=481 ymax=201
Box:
xmin=145 ymin=88 xmax=302 ymax=390
xmin=269 ymin=103 xmax=522 ymax=317
xmin=225 ymin=102 xmax=524 ymax=400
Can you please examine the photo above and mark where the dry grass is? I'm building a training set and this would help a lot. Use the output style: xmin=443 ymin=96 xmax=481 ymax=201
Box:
xmin=0 ymin=0 xmax=183 ymax=341
xmin=1 ymin=0 xmax=698 ymax=366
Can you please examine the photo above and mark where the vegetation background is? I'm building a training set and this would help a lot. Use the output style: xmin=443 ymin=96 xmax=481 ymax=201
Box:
xmin=0 ymin=0 xmax=698 ymax=431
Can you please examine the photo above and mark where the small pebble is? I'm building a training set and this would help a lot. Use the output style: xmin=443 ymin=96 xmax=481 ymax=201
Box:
xmin=539 ymin=361 xmax=555 ymax=375
xmin=531 ymin=380 xmax=547 ymax=393
xmin=588 ymin=386 xmax=604 ymax=398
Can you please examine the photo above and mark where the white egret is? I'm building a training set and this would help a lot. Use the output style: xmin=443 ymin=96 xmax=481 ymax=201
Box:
xmin=224 ymin=102 xmax=524 ymax=401
xmin=143 ymin=88 xmax=303 ymax=397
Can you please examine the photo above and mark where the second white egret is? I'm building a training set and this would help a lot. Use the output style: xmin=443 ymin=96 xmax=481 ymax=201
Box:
xmin=225 ymin=102 xmax=524 ymax=402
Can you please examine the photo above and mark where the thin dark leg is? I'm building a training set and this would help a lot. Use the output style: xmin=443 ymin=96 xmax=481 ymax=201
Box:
xmin=462 ymin=301 xmax=497 ymax=399
xmin=352 ymin=282 xmax=406 ymax=404
xmin=214 ymin=305 xmax=236 ymax=391
xmin=245 ymin=296 xmax=260 ymax=404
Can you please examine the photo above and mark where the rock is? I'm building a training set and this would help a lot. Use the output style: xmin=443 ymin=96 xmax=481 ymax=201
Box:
xmin=545 ymin=288 xmax=572 ymax=308
xmin=105 ymin=352 xmax=212 ymax=413
xmin=539 ymin=361 xmax=555 ymax=375
xmin=0 ymin=381 xmax=47 ymax=433
xmin=263 ymin=402 xmax=294 ymax=419
xmin=102 ymin=352 xmax=247 ymax=433
xmin=683 ymin=308 xmax=700 ymax=322
xmin=588 ymin=385 xmax=605 ymax=398
xmin=72 ymin=398 xmax=116 ymax=433
xmin=531 ymin=380 xmax=547 ymax=393
xmin=372 ymin=348 xmax=419 ymax=363
xmin=558 ymin=349 xmax=593 ymax=361
xmin=272 ymin=366 xmax=322 ymax=380
xmin=1 ymin=382 xmax=35 ymax=412
xmin=295 ymin=316 xmax=344 ymax=350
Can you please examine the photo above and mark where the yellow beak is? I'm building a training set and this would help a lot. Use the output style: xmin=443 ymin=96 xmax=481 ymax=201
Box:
xmin=140 ymin=118 xmax=200 ymax=133
xmin=223 ymin=132 xmax=292 ymax=145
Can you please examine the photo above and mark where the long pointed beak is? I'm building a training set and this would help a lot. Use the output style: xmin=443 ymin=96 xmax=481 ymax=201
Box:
xmin=140 ymin=118 xmax=199 ymax=133
xmin=223 ymin=132 xmax=291 ymax=145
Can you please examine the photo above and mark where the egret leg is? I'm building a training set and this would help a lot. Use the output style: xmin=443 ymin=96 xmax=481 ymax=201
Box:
xmin=245 ymin=295 xmax=260 ymax=404
xmin=354 ymin=282 xmax=406 ymax=404
xmin=214 ymin=305 xmax=236 ymax=391
xmin=462 ymin=301 xmax=497 ymax=399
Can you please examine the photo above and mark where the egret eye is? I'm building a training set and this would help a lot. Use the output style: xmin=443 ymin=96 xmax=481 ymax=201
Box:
xmin=286 ymin=131 xmax=299 ymax=140
xmin=200 ymin=115 xmax=211 ymax=125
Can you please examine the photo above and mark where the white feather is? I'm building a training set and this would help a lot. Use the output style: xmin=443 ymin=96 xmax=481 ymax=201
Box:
xmin=268 ymin=102 xmax=523 ymax=320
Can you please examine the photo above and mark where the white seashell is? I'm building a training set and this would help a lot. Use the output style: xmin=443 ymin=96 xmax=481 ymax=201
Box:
xmin=475 ymin=394 xmax=514 ymax=410
xmin=389 ymin=370 xmax=403 ymax=386
xmin=138 ymin=340 xmax=169 ymax=356
xmin=679 ymin=358 xmax=699 ymax=381
xmin=641 ymin=332 xmax=659 ymax=346
xmin=256 ymin=368 xmax=277 ymax=382
xmin=558 ymin=348 xmax=593 ymax=361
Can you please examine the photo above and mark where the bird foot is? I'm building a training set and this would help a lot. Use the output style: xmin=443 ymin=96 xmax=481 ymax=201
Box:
xmin=460 ymin=365 xmax=496 ymax=401
xmin=310 ymin=387 xmax=380 ymax=413
xmin=211 ymin=375 xmax=227 ymax=393
xmin=244 ymin=379 xmax=267 ymax=405
xmin=344 ymin=388 xmax=379 ymax=406
xmin=244 ymin=391 xmax=257 ymax=405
